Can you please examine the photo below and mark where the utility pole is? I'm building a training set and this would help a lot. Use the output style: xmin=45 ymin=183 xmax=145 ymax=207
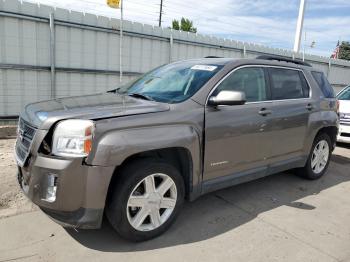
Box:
xmin=303 ymin=30 xmax=306 ymax=61
xmin=107 ymin=0 xmax=123 ymax=83
xmin=120 ymin=0 xmax=123 ymax=83
xmin=158 ymin=0 xmax=163 ymax=27
xmin=293 ymin=0 xmax=306 ymax=54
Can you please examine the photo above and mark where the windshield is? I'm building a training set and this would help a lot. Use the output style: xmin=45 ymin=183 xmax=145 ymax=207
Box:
xmin=117 ymin=62 xmax=223 ymax=103
xmin=337 ymin=86 xmax=350 ymax=100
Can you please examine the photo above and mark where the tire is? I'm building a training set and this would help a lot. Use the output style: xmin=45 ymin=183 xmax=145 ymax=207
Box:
xmin=297 ymin=133 xmax=332 ymax=180
xmin=106 ymin=159 xmax=185 ymax=242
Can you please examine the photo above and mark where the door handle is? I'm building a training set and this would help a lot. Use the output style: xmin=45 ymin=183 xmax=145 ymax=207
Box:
xmin=258 ymin=108 xmax=272 ymax=116
xmin=306 ymin=103 xmax=314 ymax=111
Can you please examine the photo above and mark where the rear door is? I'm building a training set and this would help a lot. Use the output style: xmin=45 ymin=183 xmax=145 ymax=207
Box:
xmin=265 ymin=67 xmax=312 ymax=164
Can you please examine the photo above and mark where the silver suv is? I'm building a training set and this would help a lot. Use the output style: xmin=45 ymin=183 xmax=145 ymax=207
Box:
xmin=15 ymin=56 xmax=338 ymax=241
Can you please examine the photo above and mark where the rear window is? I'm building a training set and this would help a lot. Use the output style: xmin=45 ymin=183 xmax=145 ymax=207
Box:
xmin=311 ymin=71 xmax=335 ymax=98
xmin=268 ymin=68 xmax=310 ymax=100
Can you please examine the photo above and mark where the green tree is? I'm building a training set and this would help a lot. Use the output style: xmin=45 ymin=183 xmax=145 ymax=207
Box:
xmin=339 ymin=41 xmax=350 ymax=61
xmin=171 ymin=17 xmax=197 ymax=33
xmin=172 ymin=19 xmax=180 ymax=30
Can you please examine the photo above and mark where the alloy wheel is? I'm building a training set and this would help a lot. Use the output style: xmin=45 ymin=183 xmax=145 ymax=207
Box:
xmin=126 ymin=173 xmax=177 ymax=231
xmin=311 ymin=140 xmax=329 ymax=174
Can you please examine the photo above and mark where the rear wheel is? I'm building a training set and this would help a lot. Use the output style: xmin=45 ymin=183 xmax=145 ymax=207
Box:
xmin=106 ymin=159 xmax=185 ymax=241
xmin=297 ymin=133 xmax=332 ymax=180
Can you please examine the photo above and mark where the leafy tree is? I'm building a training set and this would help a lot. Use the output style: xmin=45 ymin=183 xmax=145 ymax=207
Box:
xmin=180 ymin=18 xmax=197 ymax=33
xmin=171 ymin=17 xmax=197 ymax=33
xmin=339 ymin=41 xmax=350 ymax=61
xmin=172 ymin=19 xmax=180 ymax=30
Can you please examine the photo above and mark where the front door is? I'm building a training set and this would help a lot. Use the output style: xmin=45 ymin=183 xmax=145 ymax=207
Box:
xmin=203 ymin=66 xmax=271 ymax=181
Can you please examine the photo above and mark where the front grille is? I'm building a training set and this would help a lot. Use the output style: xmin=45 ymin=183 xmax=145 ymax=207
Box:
xmin=340 ymin=113 xmax=350 ymax=126
xmin=340 ymin=118 xmax=350 ymax=126
xmin=15 ymin=118 xmax=37 ymax=166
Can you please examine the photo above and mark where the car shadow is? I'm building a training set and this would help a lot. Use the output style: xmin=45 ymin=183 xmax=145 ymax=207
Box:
xmin=66 ymin=153 xmax=350 ymax=252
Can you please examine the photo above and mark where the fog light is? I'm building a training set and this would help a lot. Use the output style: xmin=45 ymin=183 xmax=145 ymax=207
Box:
xmin=42 ymin=174 xmax=57 ymax=203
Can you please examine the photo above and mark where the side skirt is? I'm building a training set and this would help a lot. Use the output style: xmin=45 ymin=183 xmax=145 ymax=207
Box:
xmin=201 ymin=156 xmax=306 ymax=196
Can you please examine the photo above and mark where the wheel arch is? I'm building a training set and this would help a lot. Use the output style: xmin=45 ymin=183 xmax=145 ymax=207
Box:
xmin=315 ymin=125 xmax=338 ymax=150
xmin=301 ymin=123 xmax=338 ymax=168
xmin=89 ymin=124 xmax=203 ymax=203
xmin=107 ymin=147 xmax=195 ymax=202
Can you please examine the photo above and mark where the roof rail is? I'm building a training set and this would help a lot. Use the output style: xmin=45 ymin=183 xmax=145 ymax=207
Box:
xmin=256 ymin=55 xmax=312 ymax=67
xmin=204 ymin=56 xmax=223 ymax=58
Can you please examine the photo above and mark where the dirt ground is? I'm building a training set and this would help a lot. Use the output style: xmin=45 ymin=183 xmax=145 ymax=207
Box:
xmin=0 ymin=139 xmax=37 ymax=218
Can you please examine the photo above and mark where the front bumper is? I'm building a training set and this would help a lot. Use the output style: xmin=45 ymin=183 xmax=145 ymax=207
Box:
xmin=17 ymin=154 xmax=115 ymax=229
xmin=337 ymin=124 xmax=350 ymax=143
xmin=40 ymin=207 xmax=104 ymax=229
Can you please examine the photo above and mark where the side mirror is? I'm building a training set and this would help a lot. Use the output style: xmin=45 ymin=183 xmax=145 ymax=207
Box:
xmin=208 ymin=90 xmax=246 ymax=106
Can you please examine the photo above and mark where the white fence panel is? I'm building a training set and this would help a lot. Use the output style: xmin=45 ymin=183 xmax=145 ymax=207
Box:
xmin=1 ymin=0 xmax=350 ymax=116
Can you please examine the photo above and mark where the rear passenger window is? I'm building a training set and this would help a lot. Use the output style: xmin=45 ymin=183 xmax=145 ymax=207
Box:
xmin=269 ymin=68 xmax=309 ymax=100
xmin=311 ymin=71 xmax=335 ymax=98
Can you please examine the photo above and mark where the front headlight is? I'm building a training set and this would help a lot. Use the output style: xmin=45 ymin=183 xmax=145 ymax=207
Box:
xmin=52 ymin=119 xmax=94 ymax=157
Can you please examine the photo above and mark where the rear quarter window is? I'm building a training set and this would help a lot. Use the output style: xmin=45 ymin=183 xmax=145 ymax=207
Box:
xmin=311 ymin=71 xmax=335 ymax=98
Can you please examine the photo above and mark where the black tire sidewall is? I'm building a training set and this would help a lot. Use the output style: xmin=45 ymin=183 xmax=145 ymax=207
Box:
xmin=106 ymin=159 xmax=185 ymax=242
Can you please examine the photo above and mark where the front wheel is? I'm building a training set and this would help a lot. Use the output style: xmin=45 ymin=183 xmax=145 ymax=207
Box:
xmin=297 ymin=133 xmax=332 ymax=180
xmin=106 ymin=159 xmax=185 ymax=241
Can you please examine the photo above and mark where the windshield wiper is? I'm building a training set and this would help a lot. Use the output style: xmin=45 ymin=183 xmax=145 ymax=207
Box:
xmin=107 ymin=87 xmax=121 ymax=94
xmin=128 ymin=93 xmax=155 ymax=101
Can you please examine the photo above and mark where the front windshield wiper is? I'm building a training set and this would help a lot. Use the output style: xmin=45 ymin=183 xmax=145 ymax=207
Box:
xmin=107 ymin=87 xmax=121 ymax=94
xmin=128 ymin=93 xmax=155 ymax=101
xmin=107 ymin=89 xmax=155 ymax=101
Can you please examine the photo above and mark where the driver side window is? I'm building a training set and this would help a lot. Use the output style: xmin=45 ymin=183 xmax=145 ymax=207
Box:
xmin=214 ymin=67 xmax=267 ymax=102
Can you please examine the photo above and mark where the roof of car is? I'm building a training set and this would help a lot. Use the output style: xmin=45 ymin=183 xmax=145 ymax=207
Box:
xmin=180 ymin=57 xmax=313 ymax=70
xmin=175 ymin=58 xmax=235 ymax=65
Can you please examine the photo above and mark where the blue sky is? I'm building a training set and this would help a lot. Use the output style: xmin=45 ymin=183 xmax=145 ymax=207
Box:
xmin=25 ymin=0 xmax=350 ymax=57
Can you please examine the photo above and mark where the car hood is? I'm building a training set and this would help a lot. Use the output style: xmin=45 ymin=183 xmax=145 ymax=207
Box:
xmin=20 ymin=93 xmax=170 ymax=129
xmin=339 ymin=100 xmax=350 ymax=114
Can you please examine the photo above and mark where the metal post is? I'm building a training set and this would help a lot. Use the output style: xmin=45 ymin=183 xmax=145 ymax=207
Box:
xmin=243 ymin=44 xmax=246 ymax=58
xmin=303 ymin=31 xmax=306 ymax=61
xmin=49 ymin=13 xmax=55 ymax=99
xmin=159 ymin=0 xmax=163 ymax=27
xmin=327 ymin=60 xmax=332 ymax=77
xmin=169 ymin=32 xmax=173 ymax=62
xmin=293 ymin=0 xmax=306 ymax=53
xmin=119 ymin=0 xmax=123 ymax=83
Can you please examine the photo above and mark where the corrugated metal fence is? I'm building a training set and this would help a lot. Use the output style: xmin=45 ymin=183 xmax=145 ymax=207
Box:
xmin=1 ymin=0 xmax=350 ymax=117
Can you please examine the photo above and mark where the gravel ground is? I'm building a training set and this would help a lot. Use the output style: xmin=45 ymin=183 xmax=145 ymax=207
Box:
xmin=0 ymin=139 xmax=37 ymax=218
